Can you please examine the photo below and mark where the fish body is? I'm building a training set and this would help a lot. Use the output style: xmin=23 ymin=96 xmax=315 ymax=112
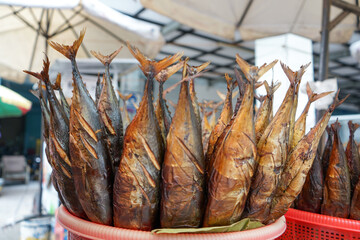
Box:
xmin=350 ymin=177 xmax=360 ymax=220
xmin=49 ymin=30 xmax=113 ymax=225
xmin=113 ymin=45 xmax=181 ymax=230
xmin=160 ymin=61 xmax=206 ymax=228
xmin=321 ymin=120 xmax=351 ymax=218
xmin=266 ymin=92 xmax=347 ymax=223
xmin=322 ymin=126 xmax=334 ymax=175
xmin=345 ymin=121 xmax=360 ymax=195
xmin=91 ymin=48 xmax=124 ymax=172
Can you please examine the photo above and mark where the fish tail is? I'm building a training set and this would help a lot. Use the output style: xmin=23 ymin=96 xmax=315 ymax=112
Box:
xmin=348 ymin=121 xmax=360 ymax=135
xmin=90 ymin=47 xmax=123 ymax=66
xmin=306 ymin=82 xmax=333 ymax=103
xmin=156 ymin=61 xmax=183 ymax=83
xmin=127 ymin=42 xmax=183 ymax=78
xmin=23 ymin=56 xmax=51 ymax=84
xmin=329 ymin=90 xmax=349 ymax=113
xmin=331 ymin=119 xmax=341 ymax=132
xmin=48 ymin=28 xmax=86 ymax=60
xmin=118 ymin=91 xmax=133 ymax=101
xmin=269 ymin=80 xmax=281 ymax=96
xmin=224 ymin=73 xmax=234 ymax=91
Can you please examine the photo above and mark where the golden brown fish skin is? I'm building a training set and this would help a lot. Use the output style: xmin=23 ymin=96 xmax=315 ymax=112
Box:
xmin=321 ymin=120 xmax=351 ymax=218
xmin=296 ymin=150 xmax=323 ymax=213
xmin=188 ymin=62 xmax=210 ymax=132
xmin=160 ymin=61 xmax=205 ymax=228
xmin=287 ymin=63 xmax=310 ymax=152
xmin=350 ymin=177 xmax=360 ymax=220
xmin=200 ymin=104 xmax=212 ymax=156
xmin=91 ymin=48 xmax=124 ymax=172
xmin=155 ymin=61 xmax=183 ymax=145
xmin=322 ymin=126 xmax=334 ymax=175
xmin=290 ymin=83 xmax=332 ymax=151
xmin=203 ymin=56 xmax=276 ymax=227
xmin=49 ymin=30 xmax=113 ymax=225
xmin=266 ymin=92 xmax=348 ymax=224
xmin=346 ymin=121 xmax=360 ymax=195
xmin=52 ymin=73 xmax=70 ymax=119
xmin=254 ymin=81 xmax=280 ymax=143
xmin=113 ymin=45 xmax=182 ymax=230
xmin=25 ymin=59 xmax=87 ymax=219
xmin=205 ymin=74 xmax=234 ymax=169
xmin=246 ymin=62 xmax=307 ymax=223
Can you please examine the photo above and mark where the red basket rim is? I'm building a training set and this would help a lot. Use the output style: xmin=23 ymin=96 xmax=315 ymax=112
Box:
xmin=56 ymin=205 xmax=287 ymax=240
xmin=285 ymin=208 xmax=360 ymax=233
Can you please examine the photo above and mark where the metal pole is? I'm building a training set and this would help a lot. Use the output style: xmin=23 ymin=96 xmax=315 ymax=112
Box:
xmin=318 ymin=0 xmax=331 ymax=153
xmin=319 ymin=0 xmax=331 ymax=82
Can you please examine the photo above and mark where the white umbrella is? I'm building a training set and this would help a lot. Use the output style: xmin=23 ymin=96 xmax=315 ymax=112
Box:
xmin=141 ymin=0 xmax=355 ymax=43
xmin=0 ymin=0 xmax=165 ymax=84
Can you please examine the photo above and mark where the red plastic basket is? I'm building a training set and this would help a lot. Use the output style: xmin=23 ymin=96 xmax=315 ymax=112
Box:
xmin=57 ymin=205 xmax=286 ymax=240
xmin=278 ymin=208 xmax=360 ymax=240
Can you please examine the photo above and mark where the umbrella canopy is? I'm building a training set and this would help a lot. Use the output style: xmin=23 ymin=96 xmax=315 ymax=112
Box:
xmin=141 ymin=0 xmax=355 ymax=43
xmin=0 ymin=0 xmax=165 ymax=84
xmin=0 ymin=85 xmax=32 ymax=117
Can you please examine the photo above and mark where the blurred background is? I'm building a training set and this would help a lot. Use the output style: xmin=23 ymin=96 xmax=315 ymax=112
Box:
xmin=0 ymin=0 xmax=360 ymax=239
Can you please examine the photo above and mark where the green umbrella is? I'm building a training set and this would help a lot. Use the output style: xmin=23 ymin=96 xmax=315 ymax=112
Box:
xmin=0 ymin=85 xmax=32 ymax=118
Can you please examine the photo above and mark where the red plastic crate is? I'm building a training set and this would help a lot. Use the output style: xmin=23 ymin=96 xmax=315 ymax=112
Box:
xmin=278 ymin=208 xmax=360 ymax=240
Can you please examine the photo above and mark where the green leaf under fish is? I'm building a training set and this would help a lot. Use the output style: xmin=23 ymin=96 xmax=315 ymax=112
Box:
xmin=151 ymin=218 xmax=264 ymax=234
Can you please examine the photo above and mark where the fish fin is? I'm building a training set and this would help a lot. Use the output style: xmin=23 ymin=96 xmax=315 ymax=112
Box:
xmin=306 ymin=82 xmax=333 ymax=103
xmin=234 ymin=68 xmax=246 ymax=96
xmin=90 ymin=47 xmax=123 ymax=66
xmin=127 ymin=42 xmax=183 ymax=78
xmin=29 ymin=89 xmax=40 ymax=99
xmin=270 ymin=81 xmax=281 ymax=95
xmin=280 ymin=62 xmax=310 ymax=86
xmin=117 ymin=91 xmax=133 ymax=101
xmin=155 ymin=61 xmax=183 ymax=83
xmin=257 ymin=60 xmax=278 ymax=79
xmin=329 ymin=90 xmax=349 ymax=112
xmin=255 ymin=81 xmax=264 ymax=89
xmin=24 ymin=56 xmax=51 ymax=84
xmin=49 ymin=29 xmax=85 ymax=60
xmin=216 ymin=90 xmax=226 ymax=101
xmin=348 ymin=121 xmax=360 ymax=134
xmin=51 ymin=73 xmax=62 ymax=90
xmin=236 ymin=54 xmax=277 ymax=83
xmin=224 ymin=73 xmax=233 ymax=91
xmin=192 ymin=61 xmax=210 ymax=74
xmin=331 ymin=119 xmax=341 ymax=132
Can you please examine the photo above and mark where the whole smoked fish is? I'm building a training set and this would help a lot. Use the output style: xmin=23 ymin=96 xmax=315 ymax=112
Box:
xmin=246 ymin=62 xmax=307 ymax=223
xmin=321 ymin=120 xmax=351 ymax=218
xmin=203 ymin=56 xmax=276 ymax=227
xmin=24 ymin=58 xmax=87 ymax=219
xmin=49 ymin=30 xmax=113 ymax=225
xmin=296 ymin=150 xmax=323 ymax=213
xmin=254 ymin=81 xmax=280 ymax=143
xmin=91 ymin=48 xmax=124 ymax=171
xmin=113 ymin=44 xmax=181 ymax=230
xmin=266 ymin=92 xmax=348 ymax=223
xmin=155 ymin=61 xmax=183 ymax=144
xmin=160 ymin=61 xmax=206 ymax=228
xmin=345 ymin=121 xmax=360 ymax=194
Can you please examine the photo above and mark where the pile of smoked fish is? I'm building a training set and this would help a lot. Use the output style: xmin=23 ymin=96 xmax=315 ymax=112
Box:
xmin=25 ymin=29 xmax=349 ymax=230
xmin=296 ymin=119 xmax=360 ymax=220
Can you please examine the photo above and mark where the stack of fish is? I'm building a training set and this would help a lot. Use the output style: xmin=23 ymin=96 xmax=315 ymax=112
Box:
xmin=26 ymin=30 xmax=349 ymax=230
xmin=296 ymin=119 xmax=360 ymax=221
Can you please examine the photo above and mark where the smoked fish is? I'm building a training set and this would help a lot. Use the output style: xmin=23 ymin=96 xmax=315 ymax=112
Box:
xmin=205 ymin=74 xmax=234 ymax=168
xmin=254 ymin=81 xmax=280 ymax=143
xmin=321 ymin=120 xmax=351 ymax=218
xmin=266 ymin=92 xmax=348 ymax=223
xmin=203 ymin=56 xmax=276 ymax=227
xmin=322 ymin=126 xmax=334 ymax=175
xmin=290 ymin=82 xmax=332 ymax=151
xmin=350 ymin=177 xmax=360 ymax=220
xmin=160 ymin=60 xmax=206 ymax=228
xmin=346 ymin=121 xmax=360 ymax=195
xmin=246 ymin=62 xmax=307 ymax=223
xmin=296 ymin=150 xmax=323 ymax=213
xmin=49 ymin=30 xmax=113 ymax=225
xmin=24 ymin=58 xmax=87 ymax=219
xmin=113 ymin=44 xmax=181 ymax=230
xmin=91 ymin=48 xmax=124 ymax=172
